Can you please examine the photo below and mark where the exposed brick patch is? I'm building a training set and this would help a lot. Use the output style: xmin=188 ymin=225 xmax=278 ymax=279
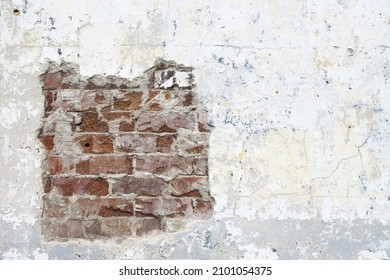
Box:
xmin=39 ymin=60 xmax=212 ymax=240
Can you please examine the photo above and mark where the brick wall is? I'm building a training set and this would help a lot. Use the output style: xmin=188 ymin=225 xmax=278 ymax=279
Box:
xmin=39 ymin=60 xmax=212 ymax=240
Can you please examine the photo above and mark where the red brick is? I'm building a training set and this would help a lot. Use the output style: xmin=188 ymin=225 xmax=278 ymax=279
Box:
xmin=60 ymin=69 xmax=79 ymax=89
xmin=71 ymin=197 xmax=133 ymax=218
xmin=176 ymin=133 xmax=208 ymax=155
xmin=145 ymin=90 xmax=193 ymax=108
xmin=75 ymin=134 xmax=113 ymax=154
xmin=114 ymin=91 xmax=143 ymax=110
xmin=76 ymin=155 xmax=133 ymax=174
xmin=182 ymin=92 xmax=193 ymax=106
xmin=85 ymin=82 xmax=118 ymax=90
xmin=42 ymin=196 xmax=69 ymax=218
xmin=39 ymin=135 xmax=55 ymax=152
xmin=156 ymin=135 xmax=174 ymax=152
xmin=43 ymin=175 xmax=53 ymax=193
xmin=194 ymin=199 xmax=212 ymax=216
xmin=135 ymin=155 xmax=208 ymax=177
xmin=42 ymin=72 xmax=62 ymax=89
xmin=171 ymin=176 xmax=207 ymax=197
xmin=137 ymin=112 xmax=195 ymax=132
xmin=102 ymin=111 xmax=132 ymax=122
xmin=134 ymin=218 xmax=162 ymax=236
xmin=197 ymin=111 xmax=212 ymax=132
xmin=47 ymin=155 xmax=63 ymax=174
xmin=115 ymin=134 xmax=173 ymax=153
xmin=135 ymin=197 xmax=193 ymax=218
xmin=79 ymin=112 xmax=109 ymax=132
xmin=99 ymin=199 xmax=134 ymax=217
xmin=112 ymin=175 xmax=169 ymax=196
xmin=148 ymin=103 xmax=162 ymax=111
xmin=119 ymin=121 xmax=135 ymax=132
xmin=43 ymin=90 xmax=56 ymax=112
xmin=40 ymin=60 xmax=212 ymax=240
xmin=53 ymin=177 xmax=109 ymax=196
xmin=101 ymin=218 xmax=132 ymax=237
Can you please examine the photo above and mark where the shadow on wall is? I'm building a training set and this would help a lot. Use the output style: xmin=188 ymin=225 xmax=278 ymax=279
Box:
xmin=38 ymin=59 xmax=213 ymax=241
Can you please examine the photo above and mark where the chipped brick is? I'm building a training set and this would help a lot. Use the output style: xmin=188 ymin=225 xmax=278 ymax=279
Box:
xmin=137 ymin=112 xmax=195 ymax=132
xmin=135 ymin=198 xmax=193 ymax=218
xmin=134 ymin=219 xmax=162 ymax=236
xmin=75 ymin=134 xmax=113 ymax=154
xmin=114 ymin=91 xmax=143 ymax=110
xmin=113 ymin=175 xmax=169 ymax=196
xmin=53 ymin=177 xmax=109 ymax=196
xmin=76 ymin=155 xmax=133 ymax=174
xmin=79 ymin=112 xmax=109 ymax=132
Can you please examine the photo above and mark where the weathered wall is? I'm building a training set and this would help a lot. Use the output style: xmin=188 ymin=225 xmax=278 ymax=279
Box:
xmin=1 ymin=0 xmax=390 ymax=259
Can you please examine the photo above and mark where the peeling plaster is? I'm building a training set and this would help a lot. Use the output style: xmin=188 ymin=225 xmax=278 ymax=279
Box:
xmin=1 ymin=0 xmax=390 ymax=259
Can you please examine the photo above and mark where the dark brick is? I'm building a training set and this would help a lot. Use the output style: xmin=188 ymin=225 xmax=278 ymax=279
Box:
xmin=101 ymin=218 xmax=132 ymax=237
xmin=134 ymin=218 xmax=162 ymax=236
xmin=79 ymin=112 xmax=109 ymax=132
xmin=53 ymin=177 xmax=109 ymax=196
xmin=119 ymin=121 xmax=135 ymax=132
xmin=83 ymin=220 xmax=103 ymax=238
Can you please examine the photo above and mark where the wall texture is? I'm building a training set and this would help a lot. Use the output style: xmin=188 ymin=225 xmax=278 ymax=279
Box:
xmin=1 ymin=0 xmax=390 ymax=259
xmin=39 ymin=60 xmax=212 ymax=240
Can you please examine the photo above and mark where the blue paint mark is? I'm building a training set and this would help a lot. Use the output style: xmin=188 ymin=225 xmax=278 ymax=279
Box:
xmin=252 ymin=12 xmax=261 ymax=23
xmin=173 ymin=20 xmax=177 ymax=37
xmin=244 ymin=59 xmax=253 ymax=70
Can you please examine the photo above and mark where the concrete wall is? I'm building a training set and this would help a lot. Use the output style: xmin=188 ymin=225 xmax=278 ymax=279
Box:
xmin=1 ymin=0 xmax=390 ymax=259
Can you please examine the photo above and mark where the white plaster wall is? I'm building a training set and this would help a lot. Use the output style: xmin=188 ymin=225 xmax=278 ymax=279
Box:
xmin=1 ymin=0 xmax=390 ymax=259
